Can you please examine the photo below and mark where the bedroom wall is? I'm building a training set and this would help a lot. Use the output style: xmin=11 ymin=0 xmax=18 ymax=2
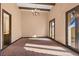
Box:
xmin=49 ymin=3 xmax=79 ymax=44
xmin=21 ymin=10 xmax=49 ymax=37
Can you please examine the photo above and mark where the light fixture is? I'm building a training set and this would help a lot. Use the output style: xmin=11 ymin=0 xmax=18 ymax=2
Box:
xmin=32 ymin=8 xmax=40 ymax=16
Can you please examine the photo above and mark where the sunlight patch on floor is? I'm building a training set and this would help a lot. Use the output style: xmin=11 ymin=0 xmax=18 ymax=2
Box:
xmin=24 ymin=46 xmax=74 ymax=56
xmin=24 ymin=43 xmax=75 ymax=56
xmin=25 ymin=43 xmax=66 ymax=50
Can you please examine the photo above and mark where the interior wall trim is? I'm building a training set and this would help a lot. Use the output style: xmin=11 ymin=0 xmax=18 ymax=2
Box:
xmin=22 ymin=36 xmax=49 ymax=38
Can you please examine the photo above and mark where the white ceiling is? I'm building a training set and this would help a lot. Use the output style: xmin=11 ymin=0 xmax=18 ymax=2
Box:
xmin=17 ymin=3 xmax=53 ymax=10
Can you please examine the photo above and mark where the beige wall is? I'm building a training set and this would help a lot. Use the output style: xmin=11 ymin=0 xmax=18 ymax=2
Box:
xmin=21 ymin=11 xmax=49 ymax=37
xmin=49 ymin=3 xmax=79 ymax=44
xmin=0 ymin=4 xmax=1 ymax=49
xmin=0 ymin=3 xmax=22 ymax=49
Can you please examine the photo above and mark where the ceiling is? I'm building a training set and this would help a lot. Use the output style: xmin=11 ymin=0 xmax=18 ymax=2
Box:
xmin=17 ymin=3 xmax=55 ymax=11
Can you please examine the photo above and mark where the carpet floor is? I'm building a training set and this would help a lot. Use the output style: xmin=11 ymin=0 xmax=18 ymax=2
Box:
xmin=1 ymin=38 xmax=79 ymax=56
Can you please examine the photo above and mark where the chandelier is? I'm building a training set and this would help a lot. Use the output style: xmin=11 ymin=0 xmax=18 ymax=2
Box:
xmin=32 ymin=8 xmax=40 ymax=16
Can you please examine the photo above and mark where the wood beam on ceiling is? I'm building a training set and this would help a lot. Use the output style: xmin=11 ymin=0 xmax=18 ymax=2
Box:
xmin=19 ymin=7 xmax=50 ymax=11
xmin=33 ymin=3 xmax=56 ymax=6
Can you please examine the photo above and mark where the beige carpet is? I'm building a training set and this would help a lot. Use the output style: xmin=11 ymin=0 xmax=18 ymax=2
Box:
xmin=1 ymin=38 xmax=79 ymax=56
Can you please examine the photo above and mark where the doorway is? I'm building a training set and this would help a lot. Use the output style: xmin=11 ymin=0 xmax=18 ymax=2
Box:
xmin=49 ymin=19 xmax=55 ymax=39
xmin=2 ymin=9 xmax=11 ymax=49
xmin=66 ymin=5 xmax=79 ymax=51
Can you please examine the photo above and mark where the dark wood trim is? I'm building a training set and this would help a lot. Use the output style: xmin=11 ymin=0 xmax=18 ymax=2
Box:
xmin=19 ymin=7 xmax=50 ymax=11
xmin=22 ymin=36 xmax=49 ymax=38
xmin=49 ymin=18 xmax=55 ymax=39
xmin=66 ymin=11 xmax=68 ymax=46
xmin=66 ymin=5 xmax=79 ymax=14
xmin=33 ymin=3 xmax=56 ymax=6
xmin=1 ymin=37 xmax=22 ymax=51
xmin=65 ymin=5 xmax=79 ymax=53
xmin=49 ymin=20 xmax=51 ymax=37
xmin=2 ymin=9 xmax=12 ymax=49
xmin=49 ymin=37 xmax=79 ymax=55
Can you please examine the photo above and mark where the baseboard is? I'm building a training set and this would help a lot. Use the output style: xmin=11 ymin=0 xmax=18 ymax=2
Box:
xmin=48 ymin=37 xmax=79 ymax=55
xmin=0 ymin=37 xmax=22 ymax=51
xmin=22 ymin=36 xmax=49 ymax=38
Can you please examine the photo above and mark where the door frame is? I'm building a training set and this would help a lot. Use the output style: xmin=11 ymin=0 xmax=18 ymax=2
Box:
xmin=49 ymin=18 xmax=55 ymax=39
xmin=2 ymin=9 xmax=12 ymax=49
xmin=66 ymin=5 xmax=79 ymax=51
